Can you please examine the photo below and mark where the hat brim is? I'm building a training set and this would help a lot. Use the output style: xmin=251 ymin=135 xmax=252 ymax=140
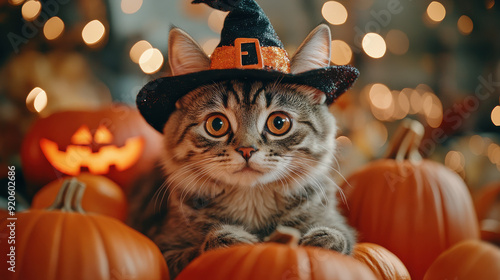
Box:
xmin=137 ymin=66 xmax=359 ymax=132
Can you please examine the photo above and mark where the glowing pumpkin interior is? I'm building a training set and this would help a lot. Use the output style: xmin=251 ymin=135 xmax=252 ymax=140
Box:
xmin=40 ymin=125 xmax=144 ymax=175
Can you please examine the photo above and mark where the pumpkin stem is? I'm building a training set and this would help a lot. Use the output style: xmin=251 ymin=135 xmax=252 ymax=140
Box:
xmin=47 ymin=178 xmax=86 ymax=213
xmin=265 ymin=226 xmax=301 ymax=247
xmin=385 ymin=119 xmax=424 ymax=162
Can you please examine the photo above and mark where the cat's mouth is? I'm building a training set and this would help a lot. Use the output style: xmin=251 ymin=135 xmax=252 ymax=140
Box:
xmin=234 ymin=166 xmax=263 ymax=174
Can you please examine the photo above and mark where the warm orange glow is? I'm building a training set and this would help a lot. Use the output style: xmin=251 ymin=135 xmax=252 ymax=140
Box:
xmin=331 ymin=40 xmax=352 ymax=65
xmin=26 ymin=87 xmax=47 ymax=113
xmin=40 ymin=137 xmax=145 ymax=175
xmin=43 ymin=16 xmax=65 ymax=40
xmin=22 ymin=0 xmax=41 ymax=21
xmin=491 ymin=106 xmax=500 ymax=126
xmin=369 ymin=84 xmax=392 ymax=110
xmin=392 ymin=91 xmax=410 ymax=120
xmin=486 ymin=0 xmax=495 ymax=9
xmin=469 ymin=135 xmax=486 ymax=155
xmin=82 ymin=20 xmax=106 ymax=46
xmin=445 ymin=151 xmax=465 ymax=171
xmin=139 ymin=48 xmax=164 ymax=74
xmin=362 ymin=33 xmax=386 ymax=59
xmin=202 ymin=38 xmax=220 ymax=55
xmin=427 ymin=1 xmax=446 ymax=23
xmin=208 ymin=10 xmax=228 ymax=34
xmin=94 ymin=125 xmax=113 ymax=144
xmin=487 ymin=143 xmax=500 ymax=164
xmin=457 ymin=15 xmax=473 ymax=35
xmin=71 ymin=125 xmax=93 ymax=145
xmin=121 ymin=0 xmax=143 ymax=14
xmin=409 ymin=90 xmax=422 ymax=114
xmin=322 ymin=1 xmax=348 ymax=25
xmin=423 ymin=92 xmax=443 ymax=128
xmin=9 ymin=0 xmax=25 ymax=5
xmin=385 ymin=29 xmax=409 ymax=55
xmin=130 ymin=40 xmax=152 ymax=63
xmin=336 ymin=136 xmax=352 ymax=149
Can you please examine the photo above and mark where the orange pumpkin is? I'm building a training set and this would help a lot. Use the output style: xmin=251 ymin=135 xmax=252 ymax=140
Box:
xmin=341 ymin=120 xmax=479 ymax=280
xmin=31 ymin=173 xmax=128 ymax=221
xmin=177 ymin=227 xmax=377 ymax=280
xmin=352 ymin=243 xmax=411 ymax=280
xmin=0 ymin=178 xmax=169 ymax=280
xmin=474 ymin=182 xmax=500 ymax=246
xmin=423 ymin=239 xmax=500 ymax=280
xmin=21 ymin=104 xmax=162 ymax=196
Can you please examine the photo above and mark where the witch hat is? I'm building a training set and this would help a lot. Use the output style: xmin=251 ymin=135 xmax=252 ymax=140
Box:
xmin=137 ymin=0 xmax=359 ymax=133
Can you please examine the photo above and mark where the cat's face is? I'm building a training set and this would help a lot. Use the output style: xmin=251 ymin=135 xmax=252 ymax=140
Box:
xmin=162 ymin=25 xmax=338 ymax=193
xmin=163 ymin=80 xmax=337 ymax=190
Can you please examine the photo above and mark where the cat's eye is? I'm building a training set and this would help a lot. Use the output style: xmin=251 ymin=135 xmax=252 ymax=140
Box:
xmin=266 ymin=112 xmax=291 ymax=136
xmin=205 ymin=114 xmax=230 ymax=137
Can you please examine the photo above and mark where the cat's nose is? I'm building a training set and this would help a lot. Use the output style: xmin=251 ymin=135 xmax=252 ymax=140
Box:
xmin=236 ymin=146 xmax=257 ymax=160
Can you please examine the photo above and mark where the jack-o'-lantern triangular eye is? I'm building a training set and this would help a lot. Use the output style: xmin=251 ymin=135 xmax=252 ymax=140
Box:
xmin=94 ymin=125 xmax=113 ymax=144
xmin=71 ymin=125 xmax=92 ymax=145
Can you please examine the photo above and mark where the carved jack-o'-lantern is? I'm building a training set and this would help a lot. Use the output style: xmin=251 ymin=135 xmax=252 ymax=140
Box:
xmin=21 ymin=104 xmax=162 ymax=196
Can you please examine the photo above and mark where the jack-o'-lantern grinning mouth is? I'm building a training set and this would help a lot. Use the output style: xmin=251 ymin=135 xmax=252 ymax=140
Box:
xmin=39 ymin=124 xmax=145 ymax=175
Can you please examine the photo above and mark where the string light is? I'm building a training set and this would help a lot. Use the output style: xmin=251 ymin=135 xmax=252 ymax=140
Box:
xmin=330 ymin=40 xmax=352 ymax=65
xmin=491 ymin=105 xmax=500 ymax=126
xmin=82 ymin=20 xmax=106 ymax=46
xmin=43 ymin=17 xmax=65 ymax=40
xmin=385 ymin=29 xmax=409 ymax=55
xmin=362 ymin=33 xmax=386 ymax=59
xmin=457 ymin=15 xmax=473 ymax=35
xmin=426 ymin=1 xmax=446 ymax=23
xmin=139 ymin=48 xmax=164 ymax=74
xmin=130 ymin=40 xmax=152 ymax=63
xmin=26 ymin=87 xmax=48 ymax=113
xmin=21 ymin=0 xmax=41 ymax=21
xmin=322 ymin=1 xmax=348 ymax=25
xmin=121 ymin=0 xmax=143 ymax=14
xmin=369 ymin=84 xmax=392 ymax=110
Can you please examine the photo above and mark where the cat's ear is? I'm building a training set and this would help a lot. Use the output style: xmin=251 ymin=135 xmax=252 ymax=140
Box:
xmin=290 ymin=24 xmax=331 ymax=74
xmin=168 ymin=28 xmax=211 ymax=76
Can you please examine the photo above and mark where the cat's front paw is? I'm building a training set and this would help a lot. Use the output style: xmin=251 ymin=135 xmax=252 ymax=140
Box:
xmin=300 ymin=227 xmax=348 ymax=254
xmin=201 ymin=224 xmax=258 ymax=253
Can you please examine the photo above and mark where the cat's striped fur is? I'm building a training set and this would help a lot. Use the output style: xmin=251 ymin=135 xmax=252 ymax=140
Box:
xmin=128 ymin=25 xmax=355 ymax=278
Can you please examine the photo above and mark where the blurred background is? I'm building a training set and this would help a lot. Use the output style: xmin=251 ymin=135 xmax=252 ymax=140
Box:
xmin=0 ymin=0 xmax=499 ymax=200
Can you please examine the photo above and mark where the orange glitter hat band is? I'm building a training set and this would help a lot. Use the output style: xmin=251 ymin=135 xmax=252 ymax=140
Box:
xmin=210 ymin=38 xmax=291 ymax=73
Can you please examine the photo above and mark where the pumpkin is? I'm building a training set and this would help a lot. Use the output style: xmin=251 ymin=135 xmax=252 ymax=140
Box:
xmin=177 ymin=227 xmax=377 ymax=280
xmin=31 ymin=173 xmax=128 ymax=221
xmin=21 ymin=104 xmax=162 ymax=196
xmin=352 ymin=243 xmax=411 ymax=280
xmin=423 ymin=239 xmax=500 ymax=280
xmin=0 ymin=178 xmax=169 ymax=280
xmin=474 ymin=182 xmax=500 ymax=245
xmin=341 ymin=120 xmax=479 ymax=280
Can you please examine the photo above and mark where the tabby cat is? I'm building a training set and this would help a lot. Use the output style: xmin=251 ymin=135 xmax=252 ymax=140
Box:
xmin=129 ymin=24 xmax=356 ymax=278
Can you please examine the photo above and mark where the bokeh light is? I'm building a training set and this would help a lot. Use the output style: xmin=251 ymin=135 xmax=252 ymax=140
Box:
xmin=385 ymin=29 xmax=409 ymax=55
xmin=21 ymin=0 xmax=41 ymax=21
xmin=457 ymin=15 xmax=473 ymax=35
xmin=362 ymin=33 xmax=386 ymax=59
xmin=469 ymin=135 xmax=486 ymax=155
xmin=121 ymin=0 xmax=143 ymax=14
xmin=427 ymin=1 xmax=446 ymax=23
xmin=43 ymin=17 xmax=65 ymax=40
xmin=139 ymin=48 xmax=164 ymax=74
xmin=369 ymin=84 xmax=392 ymax=110
xmin=8 ymin=0 xmax=25 ymax=6
xmin=445 ymin=150 xmax=465 ymax=172
xmin=322 ymin=1 xmax=348 ymax=25
xmin=422 ymin=92 xmax=443 ymax=128
xmin=26 ymin=87 xmax=48 ymax=113
xmin=330 ymin=40 xmax=352 ymax=65
xmin=208 ymin=10 xmax=228 ymax=34
xmin=202 ymin=38 xmax=220 ymax=55
xmin=82 ymin=20 xmax=106 ymax=46
xmin=487 ymin=143 xmax=500 ymax=164
xmin=486 ymin=0 xmax=495 ymax=9
xmin=130 ymin=40 xmax=152 ymax=63
xmin=491 ymin=105 xmax=500 ymax=126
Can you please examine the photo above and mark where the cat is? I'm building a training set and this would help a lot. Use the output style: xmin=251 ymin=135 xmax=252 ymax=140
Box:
xmin=128 ymin=24 xmax=356 ymax=278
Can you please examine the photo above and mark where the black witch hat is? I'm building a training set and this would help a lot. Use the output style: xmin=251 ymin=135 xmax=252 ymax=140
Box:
xmin=137 ymin=0 xmax=359 ymax=133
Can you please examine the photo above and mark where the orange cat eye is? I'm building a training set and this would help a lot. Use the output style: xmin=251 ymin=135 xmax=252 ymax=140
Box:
xmin=266 ymin=112 xmax=291 ymax=136
xmin=205 ymin=114 xmax=230 ymax=137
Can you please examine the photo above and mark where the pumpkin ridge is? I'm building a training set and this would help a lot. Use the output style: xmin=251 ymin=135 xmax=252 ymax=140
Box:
xmin=15 ymin=211 xmax=45 ymax=279
xmin=51 ymin=212 xmax=66 ymax=280
xmin=86 ymin=215 xmax=113 ymax=279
